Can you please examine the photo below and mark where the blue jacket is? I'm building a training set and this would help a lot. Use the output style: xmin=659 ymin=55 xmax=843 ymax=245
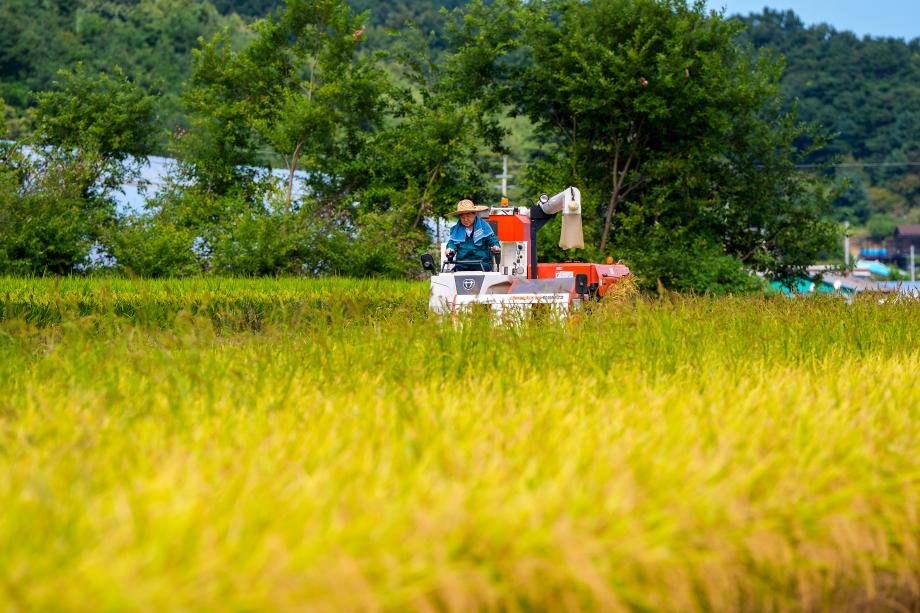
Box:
xmin=447 ymin=217 xmax=500 ymax=272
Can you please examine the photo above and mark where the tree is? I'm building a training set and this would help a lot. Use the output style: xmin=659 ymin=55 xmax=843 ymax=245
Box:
xmin=833 ymin=171 xmax=870 ymax=224
xmin=867 ymin=213 xmax=897 ymax=239
xmin=35 ymin=65 xmax=156 ymax=170
xmin=357 ymin=24 xmax=492 ymax=225
xmin=141 ymin=0 xmax=438 ymax=278
xmin=168 ymin=0 xmax=494 ymax=278
xmin=347 ymin=0 xmax=469 ymax=53
xmin=311 ymin=24 xmax=500 ymax=275
xmin=0 ymin=66 xmax=156 ymax=274
xmin=447 ymin=0 xmax=838 ymax=290
xmin=184 ymin=0 xmax=387 ymax=206
xmin=514 ymin=0 xmax=760 ymax=252
xmin=0 ymin=98 xmax=31 ymax=139
xmin=211 ymin=0 xmax=282 ymax=16
xmin=0 ymin=0 xmax=244 ymax=144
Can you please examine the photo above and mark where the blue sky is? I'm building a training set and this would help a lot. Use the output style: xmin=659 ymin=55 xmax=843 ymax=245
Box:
xmin=704 ymin=1 xmax=920 ymax=41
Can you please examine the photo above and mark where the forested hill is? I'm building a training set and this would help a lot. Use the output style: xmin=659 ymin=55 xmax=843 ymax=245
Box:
xmin=1 ymin=1 xmax=918 ymax=227
xmin=743 ymin=10 xmax=920 ymax=162
xmin=206 ymin=0 xmax=469 ymax=50
xmin=191 ymin=0 xmax=468 ymax=48
xmin=0 ymin=0 xmax=463 ymax=134
xmin=737 ymin=10 xmax=920 ymax=232
xmin=208 ymin=0 xmax=466 ymax=29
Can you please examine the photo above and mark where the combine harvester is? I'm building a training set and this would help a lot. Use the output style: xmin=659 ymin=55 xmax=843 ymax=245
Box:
xmin=421 ymin=187 xmax=631 ymax=318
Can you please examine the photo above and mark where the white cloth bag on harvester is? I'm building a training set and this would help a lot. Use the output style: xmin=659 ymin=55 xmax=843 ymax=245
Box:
xmin=542 ymin=186 xmax=585 ymax=250
xmin=559 ymin=186 xmax=584 ymax=250
xmin=560 ymin=214 xmax=584 ymax=250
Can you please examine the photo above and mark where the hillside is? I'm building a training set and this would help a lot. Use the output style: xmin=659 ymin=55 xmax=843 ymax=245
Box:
xmin=0 ymin=0 xmax=461 ymax=134
xmin=0 ymin=0 xmax=247 ymax=132
xmin=738 ymin=9 xmax=920 ymax=232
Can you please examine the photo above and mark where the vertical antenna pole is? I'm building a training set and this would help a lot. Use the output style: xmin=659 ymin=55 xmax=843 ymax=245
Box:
xmin=843 ymin=221 xmax=850 ymax=267
xmin=910 ymin=245 xmax=917 ymax=283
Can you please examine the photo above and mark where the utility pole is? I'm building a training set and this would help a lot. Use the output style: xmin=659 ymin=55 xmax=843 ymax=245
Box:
xmin=843 ymin=221 xmax=850 ymax=268
xmin=910 ymin=245 xmax=917 ymax=283
xmin=495 ymin=156 xmax=513 ymax=200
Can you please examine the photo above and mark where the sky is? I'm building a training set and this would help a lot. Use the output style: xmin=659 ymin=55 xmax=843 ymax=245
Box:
xmin=704 ymin=0 xmax=920 ymax=41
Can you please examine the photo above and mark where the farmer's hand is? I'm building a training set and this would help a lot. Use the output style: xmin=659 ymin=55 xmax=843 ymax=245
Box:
xmin=445 ymin=248 xmax=455 ymax=257
xmin=491 ymin=246 xmax=501 ymax=253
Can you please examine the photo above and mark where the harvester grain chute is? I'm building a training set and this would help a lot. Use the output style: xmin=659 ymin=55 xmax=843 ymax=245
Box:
xmin=421 ymin=187 xmax=631 ymax=317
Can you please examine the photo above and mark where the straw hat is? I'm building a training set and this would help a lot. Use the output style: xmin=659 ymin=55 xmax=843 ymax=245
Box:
xmin=449 ymin=199 xmax=488 ymax=216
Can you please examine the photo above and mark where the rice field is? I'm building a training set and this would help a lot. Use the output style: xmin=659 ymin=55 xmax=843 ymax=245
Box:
xmin=1 ymin=277 xmax=919 ymax=611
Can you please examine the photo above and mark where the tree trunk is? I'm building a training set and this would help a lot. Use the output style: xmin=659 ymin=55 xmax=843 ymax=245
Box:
xmin=599 ymin=143 xmax=634 ymax=254
xmin=599 ymin=183 xmax=619 ymax=254
xmin=413 ymin=165 xmax=441 ymax=228
xmin=286 ymin=140 xmax=303 ymax=214
xmin=413 ymin=201 xmax=431 ymax=228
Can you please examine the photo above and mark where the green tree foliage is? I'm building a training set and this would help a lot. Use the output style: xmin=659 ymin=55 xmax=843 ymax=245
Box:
xmin=0 ymin=148 xmax=105 ymax=274
xmin=211 ymin=0 xmax=283 ymax=16
xmin=110 ymin=182 xmax=334 ymax=277
xmin=348 ymin=0 xmax=469 ymax=51
xmin=0 ymin=0 xmax=75 ymax=110
xmin=0 ymin=0 xmax=465 ymax=139
xmin=156 ymin=0 xmax=397 ymax=276
xmin=356 ymin=25 xmax=492 ymax=224
xmin=0 ymin=67 xmax=156 ymax=274
xmin=450 ymin=0 xmax=837 ymax=290
xmin=866 ymin=213 xmax=898 ymax=239
xmin=210 ymin=0 xmax=467 ymax=27
xmin=833 ymin=172 xmax=871 ymax=224
xmin=116 ymin=0 xmax=491 ymax=278
xmin=0 ymin=0 xmax=246 ymax=138
xmin=0 ymin=0 xmax=858 ymax=284
xmin=35 ymin=66 xmax=157 ymax=166
xmin=182 ymin=0 xmax=387 ymax=195
xmin=738 ymin=9 xmax=920 ymax=224
xmin=0 ymin=98 xmax=31 ymax=139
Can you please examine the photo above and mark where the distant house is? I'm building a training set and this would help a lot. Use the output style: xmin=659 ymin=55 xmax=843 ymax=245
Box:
xmin=894 ymin=224 xmax=920 ymax=249
xmin=892 ymin=225 xmax=920 ymax=267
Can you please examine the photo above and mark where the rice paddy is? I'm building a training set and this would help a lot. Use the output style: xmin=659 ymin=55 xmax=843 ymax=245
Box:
xmin=1 ymin=277 xmax=918 ymax=611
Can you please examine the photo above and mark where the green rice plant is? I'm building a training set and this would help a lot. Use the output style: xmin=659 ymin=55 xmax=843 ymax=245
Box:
xmin=0 ymin=279 xmax=918 ymax=611
xmin=0 ymin=276 xmax=427 ymax=329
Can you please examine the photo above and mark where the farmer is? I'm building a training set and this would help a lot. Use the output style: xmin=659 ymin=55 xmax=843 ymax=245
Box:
xmin=445 ymin=199 xmax=501 ymax=272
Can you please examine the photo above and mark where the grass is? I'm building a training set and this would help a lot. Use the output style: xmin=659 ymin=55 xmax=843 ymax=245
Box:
xmin=1 ymin=277 xmax=919 ymax=611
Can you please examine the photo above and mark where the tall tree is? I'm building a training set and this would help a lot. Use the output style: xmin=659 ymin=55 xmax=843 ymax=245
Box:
xmin=358 ymin=25 xmax=492 ymax=226
xmin=0 ymin=66 xmax=156 ymax=274
xmin=447 ymin=0 xmax=837 ymax=290
xmin=0 ymin=0 xmax=244 ymax=140
xmin=184 ymin=0 xmax=387 ymax=208
xmin=145 ymin=0 xmax=434 ymax=278
xmin=513 ymin=0 xmax=759 ymax=253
